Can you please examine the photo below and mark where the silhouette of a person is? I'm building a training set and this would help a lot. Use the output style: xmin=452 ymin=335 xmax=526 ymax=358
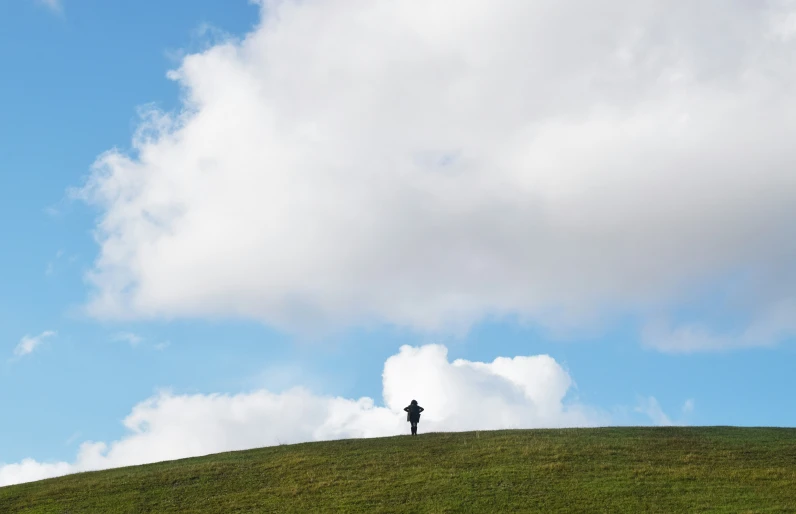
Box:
xmin=404 ymin=399 xmax=424 ymax=436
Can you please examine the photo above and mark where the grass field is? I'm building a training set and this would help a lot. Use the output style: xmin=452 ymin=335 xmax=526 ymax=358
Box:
xmin=2 ymin=427 xmax=795 ymax=513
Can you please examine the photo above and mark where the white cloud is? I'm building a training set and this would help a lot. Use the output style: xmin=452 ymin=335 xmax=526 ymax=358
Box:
xmin=35 ymin=0 xmax=62 ymax=13
xmin=76 ymin=0 xmax=796 ymax=348
xmin=65 ymin=432 xmax=82 ymax=446
xmin=13 ymin=331 xmax=56 ymax=357
xmin=643 ymin=299 xmax=796 ymax=353
xmin=635 ymin=396 xmax=673 ymax=426
xmin=154 ymin=340 xmax=170 ymax=351
xmin=2 ymin=344 xmax=656 ymax=487
xmin=0 ymin=460 xmax=72 ymax=487
xmin=112 ymin=332 xmax=143 ymax=347
xmin=682 ymin=399 xmax=695 ymax=414
xmin=45 ymin=250 xmax=66 ymax=277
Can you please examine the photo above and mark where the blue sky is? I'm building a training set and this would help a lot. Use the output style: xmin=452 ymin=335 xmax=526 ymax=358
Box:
xmin=2 ymin=0 xmax=796 ymax=486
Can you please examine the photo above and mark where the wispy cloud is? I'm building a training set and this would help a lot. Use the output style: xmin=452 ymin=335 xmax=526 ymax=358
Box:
xmin=112 ymin=332 xmax=143 ymax=347
xmin=682 ymin=399 xmax=695 ymax=414
xmin=35 ymin=0 xmax=62 ymax=13
xmin=65 ymin=432 xmax=82 ymax=446
xmin=13 ymin=331 xmax=56 ymax=357
xmin=635 ymin=396 xmax=674 ymax=426
xmin=45 ymin=249 xmax=65 ymax=277
xmin=642 ymin=303 xmax=796 ymax=354
xmin=154 ymin=341 xmax=170 ymax=351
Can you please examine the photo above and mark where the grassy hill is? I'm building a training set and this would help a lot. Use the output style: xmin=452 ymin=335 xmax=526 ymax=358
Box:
xmin=2 ymin=427 xmax=795 ymax=513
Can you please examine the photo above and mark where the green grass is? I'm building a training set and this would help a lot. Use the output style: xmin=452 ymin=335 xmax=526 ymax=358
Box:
xmin=2 ymin=427 xmax=796 ymax=513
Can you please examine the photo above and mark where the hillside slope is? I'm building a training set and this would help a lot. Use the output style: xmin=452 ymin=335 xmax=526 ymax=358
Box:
xmin=2 ymin=427 xmax=795 ymax=513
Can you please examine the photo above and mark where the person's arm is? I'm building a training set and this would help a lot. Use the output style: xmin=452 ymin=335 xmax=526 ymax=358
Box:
xmin=419 ymin=407 xmax=424 ymax=413
xmin=404 ymin=406 xmax=409 ymax=412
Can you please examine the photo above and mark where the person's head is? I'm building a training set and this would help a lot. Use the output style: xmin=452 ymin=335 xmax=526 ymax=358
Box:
xmin=411 ymin=399 xmax=417 ymax=405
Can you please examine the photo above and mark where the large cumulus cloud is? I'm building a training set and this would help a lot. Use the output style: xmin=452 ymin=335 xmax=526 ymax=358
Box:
xmin=0 ymin=345 xmax=626 ymax=487
xmin=78 ymin=0 xmax=796 ymax=349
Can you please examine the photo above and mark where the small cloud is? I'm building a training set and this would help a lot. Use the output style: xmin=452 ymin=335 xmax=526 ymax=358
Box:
xmin=35 ymin=0 xmax=62 ymax=13
xmin=45 ymin=250 xmax=66 ymax=276
xmin=154 ymin=341 xmax=171 ymax=351
xmin=65 ymin=432 xmax=81 ymax=446
xmin=44 ymin=195 xmax=74 ymax=218
xmin=642 ymin=322 xmax=734 ymax=354
xmin=113 ymin=332 xmax=143 ymax=347
xmin=164 ymin=22 xmax=236 ymax=61
xmin=642 ymin=304 xmax=796 ymax=354
xmin=14 ymin=331 xmax=57 ymax=357
xmin=635 ymin=396 xmax=673 ymax=426
xmin=682 ymin=398 xmax=695 ymax=414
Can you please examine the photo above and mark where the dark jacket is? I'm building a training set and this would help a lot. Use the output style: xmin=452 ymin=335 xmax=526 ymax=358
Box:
xmin=404 ymin=404 xmax=424 ymax=423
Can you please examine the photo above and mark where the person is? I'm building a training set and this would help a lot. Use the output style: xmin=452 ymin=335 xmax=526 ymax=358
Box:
xmin=403 ymin=400 xmax=424 ymax=436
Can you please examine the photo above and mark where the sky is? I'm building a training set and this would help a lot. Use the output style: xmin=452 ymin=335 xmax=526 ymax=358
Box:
xmin=2 ymin=0 xmax=796 ymax=487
